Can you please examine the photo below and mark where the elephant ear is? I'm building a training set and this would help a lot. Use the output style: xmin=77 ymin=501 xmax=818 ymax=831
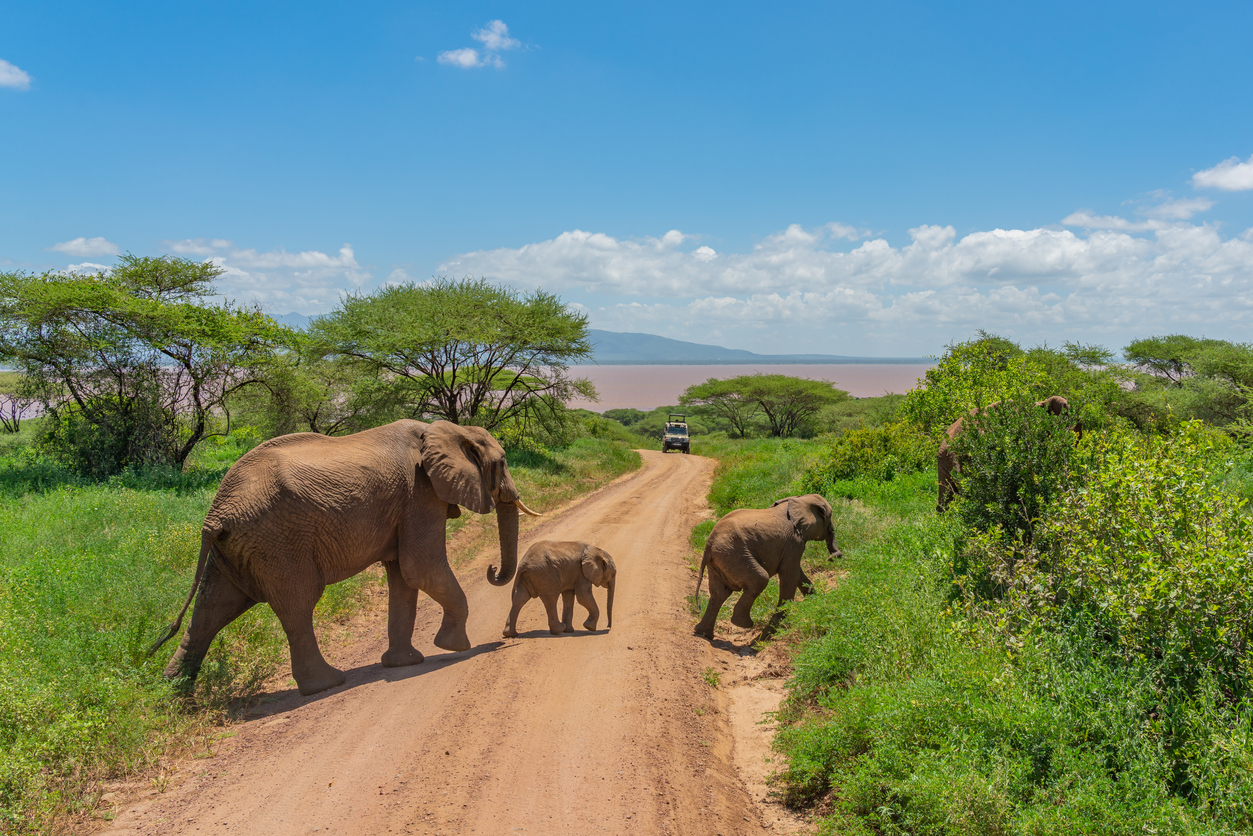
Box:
xmin=581 ymin=546 xmax=607 ymax=586
xmin=420 ymin=421 xmax=501 ymax=515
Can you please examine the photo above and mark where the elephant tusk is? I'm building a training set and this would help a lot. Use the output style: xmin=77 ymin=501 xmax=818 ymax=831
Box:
xmin=514 ymin=498 xmax=543 ymax=517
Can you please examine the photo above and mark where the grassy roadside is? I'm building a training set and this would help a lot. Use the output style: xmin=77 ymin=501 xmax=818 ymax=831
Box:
xmin=0 ymin=424 xmax=641 ymax=835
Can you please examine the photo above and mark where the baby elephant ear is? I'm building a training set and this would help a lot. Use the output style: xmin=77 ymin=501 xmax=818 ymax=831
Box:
xmin=581 ymin=547 xmax=607 ymax=586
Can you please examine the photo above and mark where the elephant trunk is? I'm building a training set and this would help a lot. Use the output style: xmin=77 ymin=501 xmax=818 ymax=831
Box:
xmin=826 ymin=525 xmax=843 ymax=560
xmin=605 ymin=578 xmax=614 ymax=630
xmin=486 ymin=501 xmax=519 ymax=586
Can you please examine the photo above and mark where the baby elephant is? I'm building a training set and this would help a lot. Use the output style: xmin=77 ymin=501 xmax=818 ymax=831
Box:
xmin=503 ymin=541 xmax=616 ymax=638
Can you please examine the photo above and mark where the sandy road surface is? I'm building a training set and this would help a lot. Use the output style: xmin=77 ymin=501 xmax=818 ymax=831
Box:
xmin=104 ymin=450 xmax=791 ymax=836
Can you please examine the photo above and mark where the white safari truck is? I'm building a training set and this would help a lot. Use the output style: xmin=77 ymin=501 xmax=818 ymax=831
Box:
xmin=662 ymin=413 xmax=690 ymax=454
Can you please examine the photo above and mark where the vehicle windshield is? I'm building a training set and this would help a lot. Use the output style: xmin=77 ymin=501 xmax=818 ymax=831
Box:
xmin=667 ymin=426 xmax=688 ymax=436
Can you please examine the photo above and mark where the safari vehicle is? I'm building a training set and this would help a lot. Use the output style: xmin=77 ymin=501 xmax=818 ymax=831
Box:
xmin=662 ymin=413 xmax=690 ymax=454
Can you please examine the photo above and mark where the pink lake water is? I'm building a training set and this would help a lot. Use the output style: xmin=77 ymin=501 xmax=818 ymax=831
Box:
xmin=567 ymin=364 xmax=935 ymax=412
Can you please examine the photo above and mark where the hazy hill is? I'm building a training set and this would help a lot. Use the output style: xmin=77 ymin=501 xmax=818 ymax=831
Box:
xmin=587 ymin=330 xmax=926 ymax=365
xmin=267 ymin=316 xmax=925 ymax=364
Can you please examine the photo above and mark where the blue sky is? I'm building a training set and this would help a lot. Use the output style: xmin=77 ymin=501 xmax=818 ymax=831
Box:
xmin=3 ymin=1 xmax=1252 ymax=356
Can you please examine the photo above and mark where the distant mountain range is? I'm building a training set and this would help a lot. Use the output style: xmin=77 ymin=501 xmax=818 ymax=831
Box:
xmin=268 ymin=315 xmax=926 ymax=365
xmin=585 ymin=330 xmax=927 ymax=365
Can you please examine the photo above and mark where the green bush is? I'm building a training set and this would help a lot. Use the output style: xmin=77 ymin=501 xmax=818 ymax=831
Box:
xmin=40 ymin=395 xmax=181 ymax=478
xmin=801 ymin=420 xmax=932 ymax=487
xmin=1024 ymin=422 xmax=1252 ymax=696
xmin=950 ymin=396 xmax=1079 ymax=553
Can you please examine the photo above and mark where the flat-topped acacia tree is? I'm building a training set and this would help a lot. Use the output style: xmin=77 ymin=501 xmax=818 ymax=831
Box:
xmin=0 ymin=255 xmax=288 ymax=474
xmin=681 ymin=373 xmax=848 ymax=438
xmin=309 ymin=278 xmax=595 ymax=432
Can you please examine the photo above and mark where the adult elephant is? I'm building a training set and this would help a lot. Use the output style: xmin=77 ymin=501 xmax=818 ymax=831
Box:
xmin=936 ymin=395 xmax=1078 ymax=513
xmin=693 ymin=494 xmax=842 ymax=640
xmin=150 ymin=419 xmax=540 ymax=696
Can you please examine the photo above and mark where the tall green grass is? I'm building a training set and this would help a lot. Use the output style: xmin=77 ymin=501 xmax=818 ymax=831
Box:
xmin=770 ymin=432 xmax=1253 ymax=834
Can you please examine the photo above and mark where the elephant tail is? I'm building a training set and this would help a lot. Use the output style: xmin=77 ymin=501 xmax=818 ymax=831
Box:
xmin=694 ymin=543 xmax=712 ymax=604
xmin=147 ymin=531 xmax=216 ymax=657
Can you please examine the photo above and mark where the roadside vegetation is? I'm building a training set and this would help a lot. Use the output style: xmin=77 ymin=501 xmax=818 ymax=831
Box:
xmin=0 ymin=260 xmax=639 ymax=834
xmin=645 ymin=331 xmax=1253 ymax=835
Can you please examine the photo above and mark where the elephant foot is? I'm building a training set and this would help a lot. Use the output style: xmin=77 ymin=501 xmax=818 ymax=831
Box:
xmin=582 ymin=619 xmax=598 ymax=632
xmin=296 ymin=666 xmax=346 ymax=696
xmin=730 ymin=611 xmax=755 ymax=629
xmin=381 ymin=646 xmax=425 ymax=668
xmin=433 ymin=625 xmax=471 ymax=653
xmin=549 ymin=625 xmax=565 ymax=635
xmin=502 ymin=626 xmax=519 ymax=638
xmin=693 ymin=624 xmax=714 ymax=639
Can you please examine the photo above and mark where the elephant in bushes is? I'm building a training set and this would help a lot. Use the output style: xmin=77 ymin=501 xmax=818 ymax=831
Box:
xmin=150 ymin=419 xmax=540 ymax=696
xmin=936 ymin=395 xmax=1079 ymax=513
xmin=502 ymin=540 xmax=616 ymax=637
xmin=693 ymin=494 xmax=842 ymax=640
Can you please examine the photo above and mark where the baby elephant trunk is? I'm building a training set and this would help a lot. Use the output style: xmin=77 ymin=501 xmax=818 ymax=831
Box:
xmin=606 ymin=578 xmax=615 ymax=630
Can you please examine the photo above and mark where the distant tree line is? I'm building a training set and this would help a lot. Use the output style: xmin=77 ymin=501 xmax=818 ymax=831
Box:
xmin=0 ymin=257 xmax=594 ymax=476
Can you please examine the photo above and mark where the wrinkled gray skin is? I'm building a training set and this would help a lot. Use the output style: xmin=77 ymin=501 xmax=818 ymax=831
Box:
xmin=503 ymin=540 xmax=616 ymax=637
xmin=693 ymin=494 xmax=841 ymax=639
xmin=936 ymin=395 xmax=1079 ymax=513
xmin=151 ymin=419 xmax=537 ymax=696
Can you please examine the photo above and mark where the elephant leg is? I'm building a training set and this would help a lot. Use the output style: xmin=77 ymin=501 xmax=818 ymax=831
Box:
xmin=269 ymin=590 xmax=345 ymax=696
xmin=540 ymin=593 xmax=563 ymax=635
xmin=421 ymin=560 xmax=471 ymax=652
xmin=381 ymin=561 xmax=424 ymax=668
xmin=694 ymin=569 xmax=735 ymax=638
xmin=575 ymin=580 xmax=600 ymax=631
xmin=776 ymin=559 xmax=806 ymax=604
xmin=163 ymin=561 xmax=256 ymax=691
xmin=560 ymin=589 xmax=576 ymax=633
xmin=730 ymin=557 xmax=771 ymax=630
xmin=798 ymin=566 xmax=816 ymax=597
xmin=503 ymin=584 xmax=530 ymax=638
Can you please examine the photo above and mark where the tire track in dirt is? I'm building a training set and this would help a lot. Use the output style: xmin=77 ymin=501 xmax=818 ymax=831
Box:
xmin=102 ymin=450 xmax=789 ymax=836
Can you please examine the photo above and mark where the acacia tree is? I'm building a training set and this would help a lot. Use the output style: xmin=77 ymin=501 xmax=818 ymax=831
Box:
xmin=309 ymin=278 xmax=596 ymax=431
xmin=680 ymin=373 xmax=847 ymax=438
xmin=0 ymin=255 xmax=288 ymax=473
xmin=679 ymin=377 xmax=760 ymax=438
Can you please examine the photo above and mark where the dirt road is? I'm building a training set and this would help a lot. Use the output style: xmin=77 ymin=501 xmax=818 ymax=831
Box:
xmin=104 ymin=450 xmax=794 ymax=836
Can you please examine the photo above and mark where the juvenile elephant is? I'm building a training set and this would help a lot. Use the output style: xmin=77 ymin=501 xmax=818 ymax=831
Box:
xmin=936 ymin=395 xmax=1078 ymax=512
xmin=693 ymin=494 xmax=841 ymax=640
xmin=502 ymin=541 xmax=616 ymax=637
xmin=150 ymin=419 xmax=540 ymax=696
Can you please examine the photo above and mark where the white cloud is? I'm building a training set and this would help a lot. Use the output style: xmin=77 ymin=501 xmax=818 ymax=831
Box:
xmin=438 ymin=48 xmax=485 ymax=69
xmin=439 ymin=218 xmax=1253 ymax=356
xmin=1193 ymin=154 xmax=1253 ymax=191
xmin=0 ymin=59 xmax=31 ymax=91
xmin=438 ymin=20 xmax=520 ymax=69
xmin=161 ymin=238 xmax=233 ymax=256
xmin=205 ymin=243 xmax=372 ymax=314
xmin=1140 ymin=196 xmax=1214 ymax=220
xmin=473 ymin=20 xmax=520 ymax=52
xmin=63 ymin=262 xmax=112 ymax=275
xmin=48 ymin=236 xmax=120 ymax=257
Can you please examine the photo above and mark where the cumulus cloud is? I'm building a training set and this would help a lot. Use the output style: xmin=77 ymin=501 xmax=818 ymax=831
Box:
xmin=1140 ymin=196 xmax=1214 ymax=220
xmin=437 ymin=20 xmax=520 ymax=69
xmin=63 ymin=262 xmax=112 ymax=275
xmin=473 ymin=20 xmax=520 ymax=52
xmin=1193 ymin=154 xmax=1253 ymax=191
xmin=48 ymin=236 xmax=120 ymax=257
xmin=201 ymin=243 xmax=372 ymax=314
xmin=439 ymin=217 xmax=1253 ymax=356
xmin=0 ymin=59 xmax=31 ymax=90
xmin=161 ymin=238 xmax=233 ymax=256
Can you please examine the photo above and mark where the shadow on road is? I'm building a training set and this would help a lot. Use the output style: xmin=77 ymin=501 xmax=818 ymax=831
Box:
xmin=234 ymin=641 xmax=505 ymax=719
